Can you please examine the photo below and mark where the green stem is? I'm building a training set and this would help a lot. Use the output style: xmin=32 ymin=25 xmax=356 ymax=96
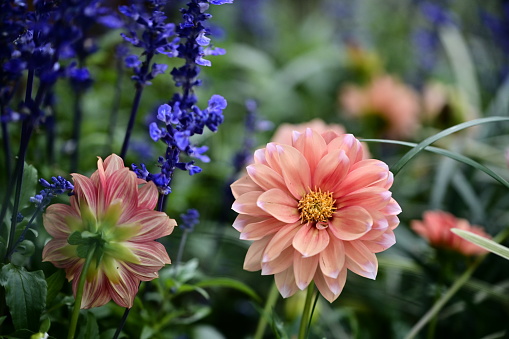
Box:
xmin=68 ymin=247 xmax=95 ymax=339
xmin=298 ymin=284 xmax=316 ymax=339
xmin=253 ymin=281 xmax=279 ymax=339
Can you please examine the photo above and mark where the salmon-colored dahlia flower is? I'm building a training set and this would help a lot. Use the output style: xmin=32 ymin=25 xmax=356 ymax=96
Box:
xmin=231 ymin=129 xmax=401 ymax=302
xmin=411 ymin=211 xmax=490 ymax=256
xmin=42 ymin=154 xmax=176 ymax=309
xmin=271 ymin=119 xmax=346 ymax=145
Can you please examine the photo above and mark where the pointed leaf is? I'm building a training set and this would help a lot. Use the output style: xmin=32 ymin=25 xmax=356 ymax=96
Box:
xmin=452 ymin=229 xmax=509 ymax=260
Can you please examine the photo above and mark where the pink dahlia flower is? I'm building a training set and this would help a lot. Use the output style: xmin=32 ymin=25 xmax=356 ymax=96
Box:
xmin=42 ymin=154 xmax=176 ymax=309
xmin=411 ymin=211 xmax=491 ymax=256
xmin=231 ymin=129 xmax=401 ymax=302
xmin=271 ymin=119 xmax=346 ymax=145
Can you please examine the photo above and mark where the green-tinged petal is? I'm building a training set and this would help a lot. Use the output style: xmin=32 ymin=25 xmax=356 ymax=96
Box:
xmin=104 ymin=242 xmax=140 ymax=264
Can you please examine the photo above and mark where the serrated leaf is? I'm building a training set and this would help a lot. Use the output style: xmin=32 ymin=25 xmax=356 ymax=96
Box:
xmin=46 ymin=269 xmax=66 ymax=305
xmin=2 ymin=264 xmax=47 ymax=331
xmin=195 ymin=278 xmax=261 ymax=303
xmin=451 ymin=229 xmax=509 ymax=260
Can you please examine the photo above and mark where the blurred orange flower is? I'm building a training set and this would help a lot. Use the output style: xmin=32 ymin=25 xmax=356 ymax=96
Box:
xmin=340 ymin=75 xmax=420 ymax=139
xmin=411 ymin=211 xmax=491 ymax=256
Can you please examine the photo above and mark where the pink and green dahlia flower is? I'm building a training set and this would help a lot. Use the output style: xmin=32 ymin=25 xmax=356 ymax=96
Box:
xmin=42 ymin=154 xmax=176 ymax=309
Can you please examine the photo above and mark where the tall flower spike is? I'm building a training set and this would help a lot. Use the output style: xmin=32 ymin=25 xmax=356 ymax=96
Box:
xmin=231 ymin=129 xmax=401 ymax=302
xmin=42 ymin=154 xmax=176 ymax=308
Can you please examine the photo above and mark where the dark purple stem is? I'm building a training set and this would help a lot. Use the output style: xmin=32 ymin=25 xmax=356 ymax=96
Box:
xmin=70 ymin=90 xmax=83 ymax=173
xmin=1 ymin=106 xmax=12 ymax=185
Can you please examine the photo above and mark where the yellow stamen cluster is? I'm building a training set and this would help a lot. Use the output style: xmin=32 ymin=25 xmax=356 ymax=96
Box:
xmin=298 ymin=188 xmax=336 ymax=224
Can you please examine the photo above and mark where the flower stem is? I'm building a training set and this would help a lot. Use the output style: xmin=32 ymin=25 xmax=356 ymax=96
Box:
xmin=70 ymin=90 xmax=83 ymax=173
xmin=253 ymin=281 xmax=279 ymax=339
xmin=112 ymin=307 xmax=131 ymax=339
xmin=68 ymin=246 xmax=95 ymax=339
xmin=120 ymin=85 xmax=143 ymax=159
xmin=298 ymin=284 xmax=316 ymax=339
xmin=173 ymin=229 xmax=189 ymax=273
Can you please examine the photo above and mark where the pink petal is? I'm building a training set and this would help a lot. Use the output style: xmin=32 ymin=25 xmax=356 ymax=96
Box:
xmin=338 ymin=187 xmax=391 ymax=211
xmin=329 ymin=206 xmax=373 ymax=241
xmin=293 ymin=253 xmax=318 ymax=290
xmin=43 ymin=204 xmax=80 ymax=238
xmin=276 ymin=144 xmax=311 ymax=199
xmin=124 ymin=242 xmax=171 ymax=279
xmin=361 ymin=230 xmax=396 ymax=253
xmin=90 ymin=156 xmax=107 ymax=191
xmin=312 ymin=150 xmax=350 ymax=192
xmin=274 ymin=266 xmax=299 ymax=298
xmin=264 ymin=143 xmax=283 ymax=176
xmin=137 ymin=181 xmax=158 ymax=210
xmin=381 ymin=198 xmax=402 ymax=215
xmin=103 ymin=154 xmax=126 ymax=178
xmin=263 ymin=222 xmax=301 ymax=262
xmin=233 ymin=214 xmax=263 ymax=232
xmin=74 ymin=270 xmax=111 ymax=309
xmin=71 ymin=173 xmax=98 ymax=214
xmin=321 ymin=130 xmax=342 ymax=144
xmin=314 ymin=269 xmax=347 ymax=302
xmin=247 ymin=163 xmax=287 ymax=192
xmin=241 ymin=218 xmax=287 ymax=240
xmin=261 ymin=246 xmax=294 ymax=275
xmin=360 ymin=211 xmax=390 ymax=241
xmin=319 ymin=238 xmax=345 ymax=279
xmin=122 ymin=210 xmax=176 ymax=241
xmin=344 ymin=241 xmax=378 ymax=279
xmin=292 ymin=128 xmax=327 ymax=175
xmin=257 ymin=188 xmax=300 ymax=223
xmin=244 ymin=236 xmax=270 ymax=271
xmin=336 ymin=160 xmax=389 ymax=195
xmin=327 ymin=134 xmax=363 ymax=164
xmin=232 ymin=191 xmax=269 ymax=216
xmin=107 ymin=265 xmax=140 ymax=308
xmin=105 ymin=168 xmax=138 ymax=219
xmin=231 ymin=175 xmax=261 ymax=199
xmin=292 ymin=224 xmax=330 ymax=257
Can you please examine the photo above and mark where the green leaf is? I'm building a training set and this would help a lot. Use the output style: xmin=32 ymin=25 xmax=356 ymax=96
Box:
xmin=76 ymin=311 xmax=99 ymax=339
xmin=451 ymin=229 xmax=509 ymax=260
xmin=359 ymin=138 xmax=509 ymax=190
xmin=67 ymin=231 xmax=84 ymax=245
xmin=176 ymin=284 xmax=210 ymax=299
xmin=378 ymin=117 xmax=509 ymax=176
xmin=46 ymin=269 xmax=66 ymax=305
xmin=195 ymin=278 xmax=261 ymax=303
xmin=18 ymin=163 xmax=38 ymax=211
xmin=1 ymin=264 xmax=47 ymax=331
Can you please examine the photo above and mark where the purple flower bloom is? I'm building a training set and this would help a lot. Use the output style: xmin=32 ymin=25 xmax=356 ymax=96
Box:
xmin=180 ymin=209 xmax=200 ymax=231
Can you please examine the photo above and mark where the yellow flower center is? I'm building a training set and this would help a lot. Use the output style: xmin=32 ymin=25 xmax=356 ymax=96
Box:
xmin=298 ymin=188 xmax=336 ymax=225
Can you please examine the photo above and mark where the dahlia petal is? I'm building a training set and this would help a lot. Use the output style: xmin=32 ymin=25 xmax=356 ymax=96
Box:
xmin=292 ymin=128 xmax=327 ymax=175
xmin=74 ymin=270 xmax=111 ymax=309
xmin=231 ymin=175 xmax=261 ymax=199
xmin=137 ymin=181 xmax=158 ymax=210
xmin=241 ymin=218 xmax=286 ymax=240
xmin=276 ymin=144 xmax=311 ymax=199
xmin=261 ymin=246 xmax=294 ymax=275
xmin=43 ymin=204 xmax=80 ymax=237
xmin=381 ymin=198 xmax=402 ymax=215
xmin=233 ymin=214 xmax=263 ymax=232
xmin=90 ymin=156 xmax=107 ymax=191
xmin=232 ymin=191 xmax=269 ymax=216
xmin=274 ymin=266 xmax=299 ymax=298
xmin=321 ymin=130 xmax=342 ymax=144
xmin=247 ymin=163 xmax=287 ymax=192
xmin=359 ymin=211 xmax=389 ymax=240
xmin=124 ymin=241 xmax=171 ymax=267
xmin=253 ymin=148 xmax=267 ymax=165
xmin=244 ymin=236 xmax=270 ymax=271
xmin=103 ymin=154 xmax=125 ymax=178
xmin=71 ymin=173 xmax=98 ymax=213
xmin=336 ymin=160 xmax=389 ymax=195
xmin=338 ymin=187 xmax=391 ymax=211
xmin=344 ymin=241 xmax=378 ymax=279
xmin=263 ymin=222 xmax=301 ymax=262
xmin=257 ymin=188 xmax=300 ymax=223
xmin=122 ymin=210 xmax=176 ymax=241
xmin=264 ymin=143 xmax=283 ymax=175
xmin=329 ymin=206 xmax=373 ymax=241
xmin=388 ymin=215 xmax=400 ymax=230
xmin=293 ymin=253 xmax=318 ymax=290
xmin=106 ymin=168 xmax=138 ymax=219
xmin=362 ymin=230 xmax=396 ymax=253
xmin=313 ymin=150 xmax=350 ymax=192
xmin=319 ymin=238 xmax=345 ymax=279
xmin=314 ymin=268 xmax=347 ymax=302
xmin=107 ymin=264 xmax=140 ymax=308
xmin=327 ymin=134 xmax=363 ymax=164
xmin=292 ymin=224 xmax=330 ymax=257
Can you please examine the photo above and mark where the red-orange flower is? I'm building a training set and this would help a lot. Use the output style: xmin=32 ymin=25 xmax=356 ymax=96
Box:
xmin=231 ymin=129 xmax=400 ymax=302
xmin=42 ymin=154 xmax=176 ymax=308
xmin=411 ymin=211 xmax=491 ymax=256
